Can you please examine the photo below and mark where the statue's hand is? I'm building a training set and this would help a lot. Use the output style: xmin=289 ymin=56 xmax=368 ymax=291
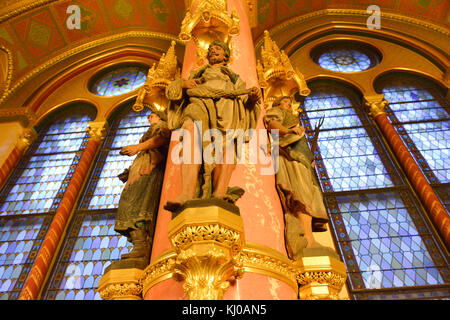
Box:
xmin=289 ymin=126 xmax=305 ymax=137
xmin=249 ymin=87 xmax=262 ymax=103
xmin=182 ymin=78 xmax=203 ymax=89
xmin=120 ymin=145 xmax=140 ymax=156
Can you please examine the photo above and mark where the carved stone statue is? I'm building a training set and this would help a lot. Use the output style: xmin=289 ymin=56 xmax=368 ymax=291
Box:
xmin=264 ymin=96 xmax=337 ymax=260
xmin=164 ymin=40 xmax=262 ymax=211
xmin=115 ymin=111 xmax=170 ymax=265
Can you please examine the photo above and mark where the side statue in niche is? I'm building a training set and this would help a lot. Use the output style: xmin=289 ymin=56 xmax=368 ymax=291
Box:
xmin=115 ymin=111 xmax=170 ymax=265
xmin=264 ymin=96 xmax=338 ymax=260
xmin=164 ymin=40 xmax=262 ymax=211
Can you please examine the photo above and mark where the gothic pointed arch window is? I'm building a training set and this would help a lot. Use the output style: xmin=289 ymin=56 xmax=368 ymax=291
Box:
xmin=42 ymin=100 xmax=153 ymax=300
xmin=300 ymin=79 xmax=449 ymax=299
xmin=0 ymin=103 xmax=96 ymax=300
xmin=375 ymin=72 xmax=449 ymax=211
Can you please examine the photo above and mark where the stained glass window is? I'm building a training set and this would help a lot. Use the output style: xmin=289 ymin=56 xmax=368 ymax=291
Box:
xmin=90 ymin=65 xmax=148 ymax=97
xmin=43 ymin=102 xmax=153 ymax=300
xmin=311 ymin=42 xmax=380 ymax=73
xmin=377 ymin=74 xmax=450 ymax=185
xmin=301 ymin=80 xmax=449 ymax=299
xmin=0 ymin=105 xmax=94 ymax=300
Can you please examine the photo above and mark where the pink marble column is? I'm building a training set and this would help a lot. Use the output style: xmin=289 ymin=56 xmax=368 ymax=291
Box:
xmin=146 ymin=0 xmax=294 ymax=300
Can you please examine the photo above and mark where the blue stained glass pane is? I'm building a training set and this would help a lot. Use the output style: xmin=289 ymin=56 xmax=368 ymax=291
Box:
xmin=0 ymin=217 xmax=45 ymax=299
xmin=317 ymin=128 xmax=394 ymax=191
xmin=383 ymin=88 xmax=434 ymax=103
xmin=381 ymin=79 xmax=449 ymax=184
xmin=304 ymin=93 xmax=352 ymax=111
xmin=46 ymin=213 xmax=132 ymax=300
xmin=389 ymin=101 xmax=447 ymax=122
xmin=0 ymin=153 xmax=76 ymax=216
xmin=91 ymin=66 xmax=147 ymax=97
xmin=401 ymin=122 xmax=450 ymax=183
xmin=88 ymin=107 xmax=152 ymax=210
xmin=318 ymin=49 xmax=372 ymax=72
xmin=336 ymin=193 xmax=446 ymax=289
xmin=303 ymin=92 xmax=362 ymax=129
xmin=89 ymin=153 xmax=133 ymax=210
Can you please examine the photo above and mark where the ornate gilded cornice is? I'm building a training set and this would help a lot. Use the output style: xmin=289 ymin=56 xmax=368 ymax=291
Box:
xmin=0 ymin=31 xmax=181 ymax=107
xmin=0 ymin=0 xmax=59 ymax=24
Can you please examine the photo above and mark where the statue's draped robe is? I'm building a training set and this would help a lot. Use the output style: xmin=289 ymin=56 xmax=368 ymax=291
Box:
xmin=165 ymin=65 xmax=261 ymax=197
xmin=166 ymin=65 xmax=260 ymax=133
xmin=115 ymin=121 xmax=170 ymax=241
xmin=264 ymin=107 xmax=328 ymax=259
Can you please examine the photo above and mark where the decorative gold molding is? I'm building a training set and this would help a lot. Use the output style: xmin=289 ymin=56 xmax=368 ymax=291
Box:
xmin=267 ymin=9 xmax=449 ymax=41
xmin=0 ymin=107 xmax=36 ymax=126
xmin=140 ymin=249 xmax=177 ymax=297
xmin=97 ymin=268 xmax=143 ymax=300
xmin=0 ymin=45 xmax=14 ymax=104
xmin=237 ymin=242 xmax=298 ymax=291
xmin=0 ymin=31 xmax=181 ymax=107
xmin=0 ymin=0 xmax=58 ymax=24
xmin=86 ymin=121 xmax=108 ymax=142
xmin=179 ymin=0 xmax=240 ymax=66
xmin=294 ymin=256 xmax=348 ymax=300
xmin=99 ymin=282 xmax=142 ymax=300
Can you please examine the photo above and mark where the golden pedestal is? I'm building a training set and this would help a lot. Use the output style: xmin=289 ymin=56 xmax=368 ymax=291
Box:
xmin=166 ymin=200 xmax=245 ymax=300
xmin=295 ymin=255 xmax=347 ymax=300
xmin=97 ymin=267 xmax=143 ymax=300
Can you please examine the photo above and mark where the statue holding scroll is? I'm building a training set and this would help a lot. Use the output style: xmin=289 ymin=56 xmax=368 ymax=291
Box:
xmin=164 ymin=40 xmax=262 ymax=211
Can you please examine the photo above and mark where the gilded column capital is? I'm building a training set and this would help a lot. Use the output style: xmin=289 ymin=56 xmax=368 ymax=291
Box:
xmin=86 ymin=121 xmax=108 ymax=142
xmin=16 ymin=127 xmax=37 ymax=152
xmin=365 ymin=94 xmax=389 ymax=118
